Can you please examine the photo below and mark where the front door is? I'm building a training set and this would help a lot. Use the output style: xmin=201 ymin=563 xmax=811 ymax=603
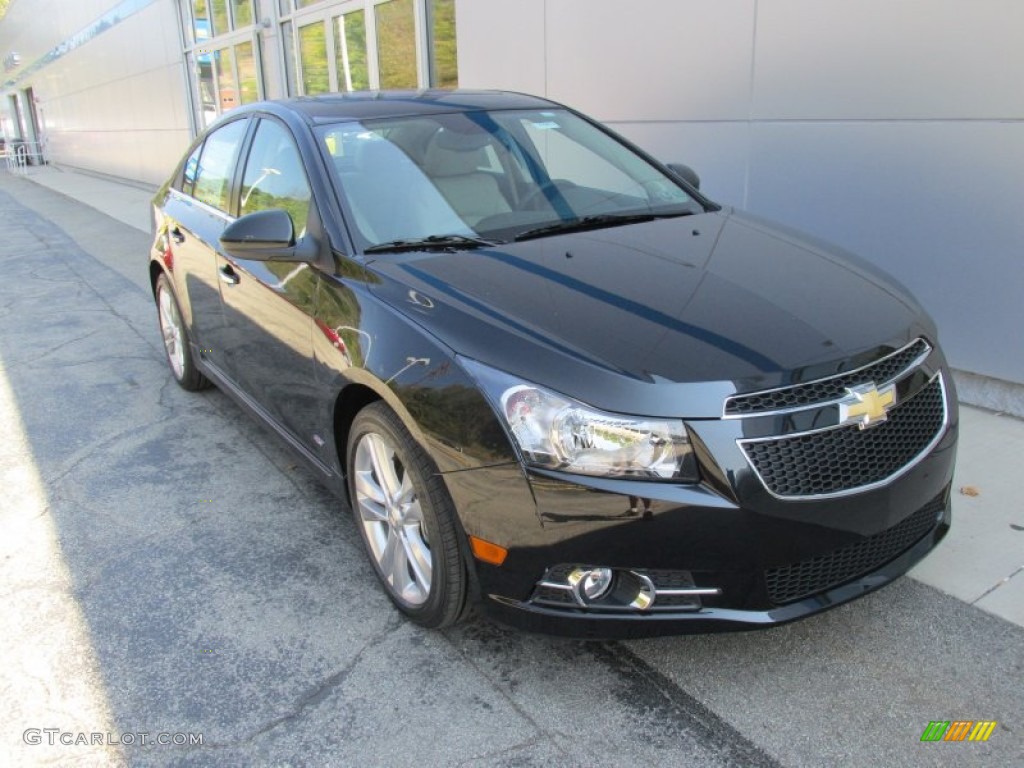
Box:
xmin=216 ymin=117 xmax=321 ymax=451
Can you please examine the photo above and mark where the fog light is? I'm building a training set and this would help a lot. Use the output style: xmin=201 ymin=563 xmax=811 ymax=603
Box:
xmin=532 ymin=565 xmax=718 ymax=613
xmin=568 ymin=567 xmax=614 ymax=602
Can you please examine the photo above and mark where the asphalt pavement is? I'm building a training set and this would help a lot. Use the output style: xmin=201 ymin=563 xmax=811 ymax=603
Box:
xmin=1 ymin=168 xmax=1022 ymax=767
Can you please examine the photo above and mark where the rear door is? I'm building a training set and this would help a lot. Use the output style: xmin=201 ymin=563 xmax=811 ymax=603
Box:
xmin=163 ymin=117 xmax=250 ymax=375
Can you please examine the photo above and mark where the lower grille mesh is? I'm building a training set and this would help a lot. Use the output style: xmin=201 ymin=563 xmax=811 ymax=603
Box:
xmin=764 ymin=494 xmax=946 ymax=605
xmin=741 ymin=376 xmax=946 ymax=498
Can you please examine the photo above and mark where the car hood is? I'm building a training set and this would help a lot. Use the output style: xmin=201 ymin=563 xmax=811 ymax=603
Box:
xmin=365 ymin=209 xmax=933 ymax=418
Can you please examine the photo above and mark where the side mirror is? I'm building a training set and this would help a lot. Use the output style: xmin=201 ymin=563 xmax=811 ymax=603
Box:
xmin=220 ymin=209 xmax=316 ymax=262
xmin=666 ymin=162 xmax=700 ymax=190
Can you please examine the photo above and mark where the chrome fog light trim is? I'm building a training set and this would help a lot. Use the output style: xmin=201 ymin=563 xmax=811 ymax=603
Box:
xmin=568 ymin=567 xmax=614 ymax=603
xmin=628 ymin=571 xmax=655 ymax=611
xmin=531 ymin=565 xmax=721 ymax=613
xmin=656 ymin=587 xmax=724 ymax=597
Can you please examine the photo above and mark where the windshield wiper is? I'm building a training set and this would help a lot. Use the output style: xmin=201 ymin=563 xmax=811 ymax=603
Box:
xmin=514 ymin=211 xmax=693 ymax=242
xmin=364 ymin=234 xmax=501 ymax=254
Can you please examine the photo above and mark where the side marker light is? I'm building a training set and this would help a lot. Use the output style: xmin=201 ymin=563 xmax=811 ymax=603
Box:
xmin=469 ymin=536 xmax=508 ymax=566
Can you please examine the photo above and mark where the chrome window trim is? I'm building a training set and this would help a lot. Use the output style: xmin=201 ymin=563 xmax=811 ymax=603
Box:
xmin=736 ymin=372 xmax=949 ymax=501
xmin=722 ymin=338 xmax=932 ymax=419
xmin=168 ymin=186 xmax=237 ymax=224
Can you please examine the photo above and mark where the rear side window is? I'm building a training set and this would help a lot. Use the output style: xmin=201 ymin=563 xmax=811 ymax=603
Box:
xmin=240 ymin=119 xmax=312 ymax=237
xmin=192 ymin=119 xmax=248 ymax=213
xmin=181 ymin=145 xmax=201 ymax=196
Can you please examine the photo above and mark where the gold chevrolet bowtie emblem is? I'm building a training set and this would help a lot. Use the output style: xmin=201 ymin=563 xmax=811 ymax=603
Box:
xmin=838 ymin=382 xmax=897 ymax=429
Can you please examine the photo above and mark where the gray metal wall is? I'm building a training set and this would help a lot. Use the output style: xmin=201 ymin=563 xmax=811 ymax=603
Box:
xmin=0 ymin=0 xmax=192 ymax=185
xmin=457 ymin=0 xmax=1024 ymax=396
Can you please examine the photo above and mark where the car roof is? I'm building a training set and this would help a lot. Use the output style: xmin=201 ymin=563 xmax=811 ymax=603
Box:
xmin=244 ymin=90 xmax=561 ymax=124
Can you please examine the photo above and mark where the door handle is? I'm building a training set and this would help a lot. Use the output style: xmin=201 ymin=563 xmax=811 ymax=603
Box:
xmin=171 ymin=227 xmax=185 ymax=244
xmin=219 ymin=264 xmax=240 ymax=285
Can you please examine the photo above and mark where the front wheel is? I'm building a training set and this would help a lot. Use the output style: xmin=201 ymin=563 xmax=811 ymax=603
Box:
xmin=155 ymin=273 xmax=210 ymax=391
xmin=346 ymin=402 xmax=468 ymax=628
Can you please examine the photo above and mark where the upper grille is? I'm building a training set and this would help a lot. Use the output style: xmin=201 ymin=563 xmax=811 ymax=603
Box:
xmin=725 ymin=339 xmax=930 ymax=416
xmin=765 ymin=493 xmax=945 ymax=605
xmin=740 ymin=375 xmax=946 ymax=499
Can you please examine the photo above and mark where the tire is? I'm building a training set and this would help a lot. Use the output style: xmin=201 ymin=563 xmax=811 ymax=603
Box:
xmin=346 ymin=401 xmax=468 ymax=628
xmin=155 ymin=273 xmax=210 ymax=391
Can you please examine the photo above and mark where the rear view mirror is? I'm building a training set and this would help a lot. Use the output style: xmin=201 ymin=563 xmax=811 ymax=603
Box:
xmin=220 ymin=209 xmax=315 ymax=262
xmin=666 ymin=163 xmax=700 ymax=190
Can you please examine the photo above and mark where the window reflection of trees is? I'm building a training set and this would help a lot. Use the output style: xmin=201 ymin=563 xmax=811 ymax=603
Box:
xmin=213 ymin=47 xmax=238 ymax=112
xmin=210 ymin=0 xmax=229 ymax=36
xmin=240 ymin=121 xmax=312 ymax=236
xmin=191 ymin=0 xmax=258 ymax=124
xmin=230 ymin=0 xmax=253 ymax=28
xmin=242 ymin=184 xmax=311 ymax=239
xmin=429 ymin=0 xmax=457 ymax=88
xmin=376 ymin=0 xmax=417 ymax=89
xmin=300 ymin=21 xmax=330 ymax=94
xmin=236 ymin=41 xmax=258 ymax=104
xmin=335 ymin=11 xmax=369 ymax=91
xmin=193 ymin=120 xmax=247 ymax=211
xmin=278 ymin=0 xmax=458 ymax=96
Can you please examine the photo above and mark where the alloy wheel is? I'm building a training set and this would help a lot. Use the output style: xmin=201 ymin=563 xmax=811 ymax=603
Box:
xmin=157 ymin=286 xmax=185 ymax=380
xmin=353 ymin=431 xmax=433 ymax=606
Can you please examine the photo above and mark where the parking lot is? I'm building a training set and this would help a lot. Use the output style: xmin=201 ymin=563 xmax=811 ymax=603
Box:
xmin=1 ymin=171 xmax=1021 ymax=767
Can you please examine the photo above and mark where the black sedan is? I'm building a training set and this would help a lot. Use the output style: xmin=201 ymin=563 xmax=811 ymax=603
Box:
xmin=149 ymin=90 xmax=956 ymax=637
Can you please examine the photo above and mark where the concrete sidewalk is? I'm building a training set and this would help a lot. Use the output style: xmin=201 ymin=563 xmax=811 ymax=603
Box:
xmin=18 ymin=163 xmax=156 ymax=233
xmin=15 ymin=163 xmax=1024 ymax=629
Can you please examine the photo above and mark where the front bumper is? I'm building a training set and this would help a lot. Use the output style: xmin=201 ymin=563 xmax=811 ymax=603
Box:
xmin=442 ymin=373 xmax=957 ymax=638
xmin=481 ymin=495 xmax=950 ymax=638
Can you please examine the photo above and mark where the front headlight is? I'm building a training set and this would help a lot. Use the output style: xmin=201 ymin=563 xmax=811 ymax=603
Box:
xmin=462 ymin=359 xmax=698 ymax=482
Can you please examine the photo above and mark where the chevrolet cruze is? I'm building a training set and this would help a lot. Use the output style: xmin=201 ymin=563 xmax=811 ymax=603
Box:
xmin=149 ymin=91 xmax=957 ymax=636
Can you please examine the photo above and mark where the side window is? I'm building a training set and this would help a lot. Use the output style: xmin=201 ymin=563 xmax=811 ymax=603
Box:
xmin=193 ymin=119 xmax=248 ymax=213
xmin=181 ymin=144 xmax=201 ymax=196
xmin=240 ymin=119 xmax=312 ymax=237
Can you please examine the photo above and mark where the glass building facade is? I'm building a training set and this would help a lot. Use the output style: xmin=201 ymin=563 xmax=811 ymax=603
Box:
xmin=179 ymin=0 xmax=458 ymax=130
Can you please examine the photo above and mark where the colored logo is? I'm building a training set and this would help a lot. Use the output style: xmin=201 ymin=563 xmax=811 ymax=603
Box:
xmin=920 ymin=720 xmax=997 ymax=742
xmin=838 ymin=381 xmax=897 ymax=429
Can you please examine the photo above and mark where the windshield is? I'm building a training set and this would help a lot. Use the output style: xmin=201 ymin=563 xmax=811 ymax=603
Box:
xmin=317 ymin=109 xmax=704 ymax=251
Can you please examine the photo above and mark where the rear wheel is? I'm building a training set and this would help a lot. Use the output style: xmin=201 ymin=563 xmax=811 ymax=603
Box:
xmin=346 ymin=402 xmax=468 ymax=628
xmin=155 ymin=273 xmax=210 ymax=391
